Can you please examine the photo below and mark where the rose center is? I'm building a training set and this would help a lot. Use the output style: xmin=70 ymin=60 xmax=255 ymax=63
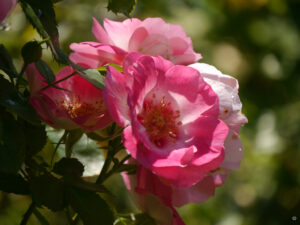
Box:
xmin=60 ymin=95 xmax=104 ymax=119
xmin=138 ymin=94 xmax=182 ymax=147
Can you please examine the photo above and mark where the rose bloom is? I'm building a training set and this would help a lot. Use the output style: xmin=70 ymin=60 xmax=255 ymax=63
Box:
xmin=122 ymin=63 xmax=248 ymax=208
xmin=104 ymin=52 xmax=229 ymax=187
xmin=0 ymin=0 xmax=17 ymax=24
xmin=26 ymin=64 xmax=112 ymax=131
xmin=69 ymin=17 xmax=201 ymax=68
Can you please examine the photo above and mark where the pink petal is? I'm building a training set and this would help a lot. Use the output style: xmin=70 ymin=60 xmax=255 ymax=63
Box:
xmin=103 ymin=66 xmax=130 ymax=127
xmin=140 ymin=34 xmax=169 ymax=56
xmin=92 ymin=17 xmax=112 ymax=44
xmin=163 ymin=65 xmax=219 ymax=124
xmin=189 ymin=117 xmax=228 ymax=168
xmin=25 ymin=64 xmax=46 ymax=95
xmin=135 ymin=165 xmax=173 ymax=206
xmin=221 ymin=129 xmax=244 ymax=170
xmin=172 ymin=53 xmax=202 ymax=65
xmin=0 ymin=0 xmax=17 ymax=23
xmin=172 ymin=176 xmax=216 ymax=207
xmin=69 ymin=42 xmax=126 ymax=68
xmin=169 ymin=37 xmax=189 ymax=55
xmin=128 ymin=27 xmax=148 ymax=51
xmin=69 ymin=52 xmax=101 ymax=69
xmin=103 ymin=18 xmax=142 ymax=50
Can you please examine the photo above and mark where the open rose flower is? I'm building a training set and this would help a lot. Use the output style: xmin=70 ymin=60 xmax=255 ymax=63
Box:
xmin=0 ymin=0 xmax=17 ymax=24
xmin=26 ymin=64 xmax=112 ymax=131
xmin=70 ymin=17 xmax=201 ymax=68
xmin=122 ymin=64 xmax=248 ymax=207
xmin=122 ymin=161 xmax=186 ymax=225
xmin=103 ymin=52 xmax=228 ymax=187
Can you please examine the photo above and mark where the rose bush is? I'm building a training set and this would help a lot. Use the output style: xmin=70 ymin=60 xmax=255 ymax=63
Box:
xmin=0 ymin=0 xmax=249 ymax=222
xmin=70 ymin=17 xmax=201 ymax=68
xmin=26 ymin=64 xmax=112 ymax=131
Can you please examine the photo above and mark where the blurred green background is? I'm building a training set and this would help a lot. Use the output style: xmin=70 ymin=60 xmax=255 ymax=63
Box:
xmin=0 ymin=0 xmax=300 ymax=224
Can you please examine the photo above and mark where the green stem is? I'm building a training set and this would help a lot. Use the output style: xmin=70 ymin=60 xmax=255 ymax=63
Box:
xmin=51 ymin=130 xmax=68 ymax=166
xmin=20 ymin=202 xmax=35 ymax=225
xmin=100 ymin=155 xmax=131 ymax=183
xmin=38 ymin=37 xmax=50 ymax=45
xmin=119 ymin=154 xmax=131 ymax=164
xmin=16 ymin=63 xmax=28 ymax=89
xmin=96 ymin=149 xmax=113 ymax=184
xmin=40 ymin=72 xmax=76 ymax=91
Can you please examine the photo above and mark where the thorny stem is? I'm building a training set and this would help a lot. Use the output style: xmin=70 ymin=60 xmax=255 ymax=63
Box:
xmin=20 ymin=202 xmax=35 ymax=225
xmin=51 ymin=130 xmax=68 ymax=166
xmin=100 ymin=154 xmax=131 ymax=183
xmin=96 ymin=146 xmax=113 ymax=184
xmin=16 ymin=63 xmax=28 ymax=89
xmin=38 ymin=37 xmax=50 ymax=45
xmin=40 ymin=72 xmax=76 ymax=91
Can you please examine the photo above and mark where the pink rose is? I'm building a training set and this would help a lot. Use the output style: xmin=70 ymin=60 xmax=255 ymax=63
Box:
xmin=122 ymin=161 xmax=186 ymax=225
xmin=123 ymin=64 xmax=248 ymax=207
xmin=70 ymin=17 xmax=201 ymax=68
xmin=103 ymin=53 xmax=228 ymax=187
xmin=26 ymin=64 xmax=112 ymax=131
xmin=0 ymin=0 xmax=17 ymax=24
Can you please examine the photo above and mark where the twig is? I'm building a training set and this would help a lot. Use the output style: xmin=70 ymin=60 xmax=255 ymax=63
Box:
xmin=20 ymin=202 xmax=35 ymax=225
xmin=51 ymin=130 xmax=68 ymax=166
xmin=40 ymin=72 xmax=76 ymax=91
xmin=16 ymin=63 xmax=28 ymax=89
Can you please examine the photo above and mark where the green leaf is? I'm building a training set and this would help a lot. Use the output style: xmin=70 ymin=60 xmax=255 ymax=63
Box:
xmin=107 ymin=0 xmax=137 ymax=17
xmin=19 ymin=1 xmax=50 ymax=40
xmin=35 ymin=60 xmax=55 ymax=83
xmin=67 ymin=188 xmax=114 ymax=225
xmin=31 ymin=174 xmax=65 ymax=211
xmin=80 ymin=69 xmax=105 ymax=89
xmin=0 ymin=172 xmax=30 ymax=194
xmin=108 ymin=63 xmax=123 ymax=72
xmin=65 ymin=129 xmax=84 ymax=158
xmin=0 ymin=76 xmax=41 ymax=125
xmin=53 ymin=158 xmax=84 ymax=178
xmin=22 ymin=0 xmax=59 ymax=48
xmin=0 ymin=44 xmax=18 ymax=78
xmin=0 ymin=109 xmax=26 ymax=174
xmin=22 ymin=41 xmax=43 ymax=64
xmin=22 ymin=121 xmax=47 ymax=157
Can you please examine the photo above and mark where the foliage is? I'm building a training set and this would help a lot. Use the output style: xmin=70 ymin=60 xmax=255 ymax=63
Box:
xmin=0 ymin=0 xmax=139 ymax=224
